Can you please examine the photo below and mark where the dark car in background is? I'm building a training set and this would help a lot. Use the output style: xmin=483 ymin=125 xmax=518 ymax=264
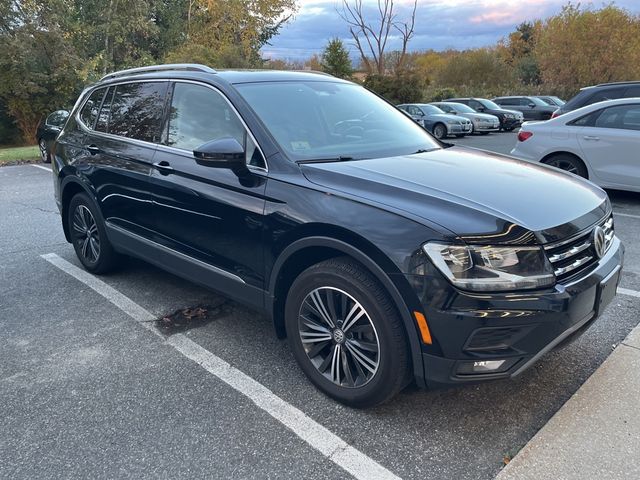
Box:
xmin=36 ymin=110 xmax=69 ymax=163
xmin=445 ymin=97 xmax=524 ymax=131
xmin=397 ymin=103 xmax=472 ymax=138
xmin=492 ymin=96 xmax=556 ymax=121
xmin=553 ymin=81 xmax=640 ymax=117
xmin=535 ymin=96 xmax=565 ymax=107
xmin=51 ymin=64 xmax=623 ymax=408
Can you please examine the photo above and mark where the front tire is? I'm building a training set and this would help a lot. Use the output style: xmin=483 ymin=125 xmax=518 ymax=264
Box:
xmin=68 ymin=193 xmax=119 ymax=274
xmin=432 ymin=123 xmax=447 ymax=139
xmin=285 ymin=257 xmax=411 ymax=408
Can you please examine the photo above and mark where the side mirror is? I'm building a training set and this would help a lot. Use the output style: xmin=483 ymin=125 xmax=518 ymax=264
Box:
xmin=529 ymin=103 xmax=536 ymax=108
xmin=476 ymin=106 xmax=485 ymax=112
xmin=193 ymin=137 xmax=246 ymax=170
xmin=450 ymin=111 xmax=457 ymax=115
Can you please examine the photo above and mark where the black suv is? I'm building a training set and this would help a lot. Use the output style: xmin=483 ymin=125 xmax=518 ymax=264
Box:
xmin=445 ymin=97 xmax=524 ymax=130
xmin=553 ymin=81 xmax=640 ymax=117
xmin=52 ymin=64 xmax=623 ymax=407
xmin=492 ymin=96 xmax=557 ymax=121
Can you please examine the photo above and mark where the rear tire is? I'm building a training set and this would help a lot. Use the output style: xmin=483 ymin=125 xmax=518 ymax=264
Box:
xmin=39 ymin=138 xmax=50 ymax=163
xmin=542 ymin=153 xmax=588 ymax=178
xmin=68 ymin=193 xmax=120 ymax=274
xmin=285 ymin=257 xmax=411 ymax=408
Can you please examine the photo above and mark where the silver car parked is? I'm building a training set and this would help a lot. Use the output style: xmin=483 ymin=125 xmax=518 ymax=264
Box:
xmin=430 ymin=102 xmax=500 ymax=135
xmin=397 ymin=103 xmax=472 ymax=139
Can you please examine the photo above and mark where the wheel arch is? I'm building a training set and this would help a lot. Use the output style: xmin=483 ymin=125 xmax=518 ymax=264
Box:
xmin=267 ymin=231 xmax=426 ymax=386
xmin=59 ymin=176 xmax=101 ymax=242
xmin=540 ymin=151 xmax=589 ymax=179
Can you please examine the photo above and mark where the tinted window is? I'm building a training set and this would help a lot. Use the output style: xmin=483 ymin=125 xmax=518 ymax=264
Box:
xmin=80 ymin=88 xmax=107 ymax=129
xmin=109 ymin=82 xmax=168 ymax=142
xmin=571 ymin=110 xmax=601 ymax=127
xmin=469 ymin=100 xmax=483 ymax=110
xmin=477 ymin=99 xmax=501 ymax=110
xmin=497 ymin=98 xmax=515 ymax=105
xmin=589 ymin=88 xmax=624 ymax=105
xmin=46 ymin=110 xmax=69 ymax=127
xmin=166 ymin=83 xmax=245 ymax=150
xmin=594 ymin=104 xmax=640 ymax=131
xmin=95 ymin=87 xmax=114 ymax=132
xmin=624 ymin=86 xmax=640 ymax=97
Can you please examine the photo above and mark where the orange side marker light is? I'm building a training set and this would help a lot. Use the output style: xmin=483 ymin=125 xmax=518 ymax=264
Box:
xmin=414 ymin=311 xmax=432 ymax=345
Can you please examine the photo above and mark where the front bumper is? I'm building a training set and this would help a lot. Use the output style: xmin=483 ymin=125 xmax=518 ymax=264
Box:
xmin=447 ymin=123 xmax=473 ymax=134
xmin=502 ymin=117 xmax=522 ymax=129
xmin=407 ymin=236 xmax=624 ymax=389
xmin=474 ymin=122 xmax=500 ymax=132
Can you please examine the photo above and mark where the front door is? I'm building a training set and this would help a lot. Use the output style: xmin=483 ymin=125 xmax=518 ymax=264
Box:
xmin=148 ymin=81 xmax=269 ymax=301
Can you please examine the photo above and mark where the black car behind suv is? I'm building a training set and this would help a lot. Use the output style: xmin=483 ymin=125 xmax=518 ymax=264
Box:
xmin=553 ymin=81 xmax=640 ymax=117
xmin=445 ymin=97 xmax=524 ymax=130
xmin=492 ymin=96 xmax=557 ymax=121
xmin=52 ymin=64 xmax=623 ymax=407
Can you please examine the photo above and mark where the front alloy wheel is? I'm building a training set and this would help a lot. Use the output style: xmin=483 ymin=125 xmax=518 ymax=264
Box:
xmin=39 ymin=139 xmax=49 ymax=163
xmin=298 ymin=287 xmax=380 ymax=388
xmin=433 ymin=123 xmax=447 ymax=139
xmin=71 ymin=205 xmax=101 ymax=264
xmin=285 ymin=257 xmax=411 ymax=408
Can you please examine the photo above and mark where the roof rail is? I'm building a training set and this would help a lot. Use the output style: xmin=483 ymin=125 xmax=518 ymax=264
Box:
xmin=595 ymin=80 xmax=640 ymax=87
xmin=100 ymin=64 xmax=216 ymax=82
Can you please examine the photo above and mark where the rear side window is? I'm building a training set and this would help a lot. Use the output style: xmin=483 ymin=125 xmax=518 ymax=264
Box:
xmin=95 ymin=87 xmax=114 ymax=132
xmin=594 ymin=104 xmax=640 ymax=131
xmin=165 ymin=83 xmax=245 ymax=150
xmin=108 ymin=82 xmax=168 ymax=142
xmin=80 ymin=88 xmax=107 ymax=129
xmin=588 ymin=88 xmax=624 ymax=105
xmin=624 ymin=86 xmax=640 ymax=97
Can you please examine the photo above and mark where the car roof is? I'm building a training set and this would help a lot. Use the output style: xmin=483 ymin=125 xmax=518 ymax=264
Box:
xmin=581 ymin=80 xmax=640 ymax=90
xmin=96 ymin=64 xmax=346 ymax=86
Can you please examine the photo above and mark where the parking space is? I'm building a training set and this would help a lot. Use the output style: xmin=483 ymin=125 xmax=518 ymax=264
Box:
xmin=1 ymin=159 xmax=639 ymax=480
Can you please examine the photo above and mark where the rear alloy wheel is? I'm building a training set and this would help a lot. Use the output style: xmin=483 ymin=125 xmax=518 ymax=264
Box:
xmin=39 ymin=139 xmax=50 ymax=163
xmin=68 ymin=193 xmax=119 ymax=273
xmin=432 ymin=123 xmax=447 ymax=139
xmin=285 ymin=257 xmax=411 ymax=408
xmin=543 ymin=154 xmax=588 ymax=178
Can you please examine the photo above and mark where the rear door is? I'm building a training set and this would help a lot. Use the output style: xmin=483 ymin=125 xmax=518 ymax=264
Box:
xmin=577 ymin=103 xmax=640 ymax=188
xmin=147 ymin=81 xmax=268 ymax=301
xmin=82 ymin=81 xmax=168 ymax=237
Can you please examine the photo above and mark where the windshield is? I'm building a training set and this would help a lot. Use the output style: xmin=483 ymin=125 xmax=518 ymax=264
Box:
xmin=421 ymin=104 xmax=445 ymax=115
xmin=235 ymin=81 xmax=441 ymax=161
xmin=479 ymin=99 xmax=501 ymax=110
xmin=448 ymin=103 xmax=475 ymax=113
xmin=529 ymin=97 xmax=548 ymax=106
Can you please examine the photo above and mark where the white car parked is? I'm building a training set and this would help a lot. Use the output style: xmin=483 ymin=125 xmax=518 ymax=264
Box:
xmin=511 ymin=98 xmax=640 ymax=192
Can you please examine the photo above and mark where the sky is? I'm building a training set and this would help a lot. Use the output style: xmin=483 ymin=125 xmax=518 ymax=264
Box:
xmin=262 ymin=0 xmax=640 ymax=61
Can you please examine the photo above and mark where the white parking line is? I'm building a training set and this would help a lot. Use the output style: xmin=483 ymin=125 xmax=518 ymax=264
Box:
xmin=619 ymin=287 xmax=640 ymax=299
xmin=31 ymin=164 xmax=51 ymax=172
xmin=40 ymin=253 xmax=400 ymax=480
xmin=614 ymin=212 xmax=640 ymax=220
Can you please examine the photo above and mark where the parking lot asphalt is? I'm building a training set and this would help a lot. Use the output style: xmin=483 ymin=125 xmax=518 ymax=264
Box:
xmin=1 ymin=143 xmax=639 ymax=479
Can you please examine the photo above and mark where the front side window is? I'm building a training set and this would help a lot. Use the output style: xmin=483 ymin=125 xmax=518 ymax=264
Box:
xmin=236 ymin=81 xmax=440 ymax=161
xmin=80 ymin=88 xmax=107 ymax=129
xmin=478 ymin=99 xmax=501 ymax=110
xmin=108 ymin=82 xmax=168 ymax=142
xmin=166 ymin=83 xmax=245 ymax=151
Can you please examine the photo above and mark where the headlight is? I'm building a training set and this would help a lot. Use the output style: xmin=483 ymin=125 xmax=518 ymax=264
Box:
xmin=446 ymin=120 xmax=459 ymax=125
xmin=474 ymin=117 xmax=483 ymax=122
xmin=423 ymin=243 xmax=555 ymax=291
xmin=504 ymin=113 xmax=514 ymax=119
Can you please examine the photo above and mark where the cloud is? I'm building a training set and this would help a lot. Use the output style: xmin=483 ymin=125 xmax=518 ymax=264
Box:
xmin=264 ymin=0 xmax=640 ymax=60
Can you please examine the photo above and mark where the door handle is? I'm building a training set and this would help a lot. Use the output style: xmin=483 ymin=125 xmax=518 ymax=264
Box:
xmin=153 ymin=161 xmax=174 ymax=175
xmin=86 ymin=144 xmax=100 ymax=155
xmin=583 ymin=135 xmax=600 ymax=141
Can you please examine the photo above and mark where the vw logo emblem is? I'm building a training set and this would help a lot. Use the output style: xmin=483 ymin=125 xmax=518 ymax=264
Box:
xmin=592 ymin=226 xmax=606 ymax=259
xmin=333 ymin=329 xmax=345 ymax=344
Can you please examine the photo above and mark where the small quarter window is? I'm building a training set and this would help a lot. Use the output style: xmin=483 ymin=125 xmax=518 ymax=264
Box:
xmin=80 ymin=88 xmax=107 ymax=129
xmin=95 ymin=87 xmax=115 ymax=132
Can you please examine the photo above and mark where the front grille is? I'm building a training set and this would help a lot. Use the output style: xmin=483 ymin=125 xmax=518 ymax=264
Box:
xmin=544 ymin=215 xmax=614 ymax=282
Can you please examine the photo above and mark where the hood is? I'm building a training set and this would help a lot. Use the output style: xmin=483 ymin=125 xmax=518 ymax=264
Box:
xmin=428 ymin=113 xmax=467 ymax=123
xmin=463 ymin=112 xmax=498 ymax=121
xmin=300 ymin=147 xmax=608 ymax=244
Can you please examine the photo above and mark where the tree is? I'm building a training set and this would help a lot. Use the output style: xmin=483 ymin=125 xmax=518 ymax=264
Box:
xmin=535 ymin=4 xmax=640 ymax=92
xmin=321 ymin=38 xmax=353 ymax=78
xmin=339 ymin=0 xmax=417 ymax=75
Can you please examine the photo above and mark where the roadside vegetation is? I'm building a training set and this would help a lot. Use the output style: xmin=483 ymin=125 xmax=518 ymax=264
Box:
xmin=1 ymin=1 xmax=639 ymax=145
xmin=0 ymin=145 xmax=39 ymax=165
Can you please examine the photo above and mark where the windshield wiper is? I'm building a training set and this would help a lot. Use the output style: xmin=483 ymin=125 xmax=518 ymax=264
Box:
xmin=413 ymin=148 xmax=440 ymax=154
xmin=297 ymin=156 xmax=359 ymax=164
